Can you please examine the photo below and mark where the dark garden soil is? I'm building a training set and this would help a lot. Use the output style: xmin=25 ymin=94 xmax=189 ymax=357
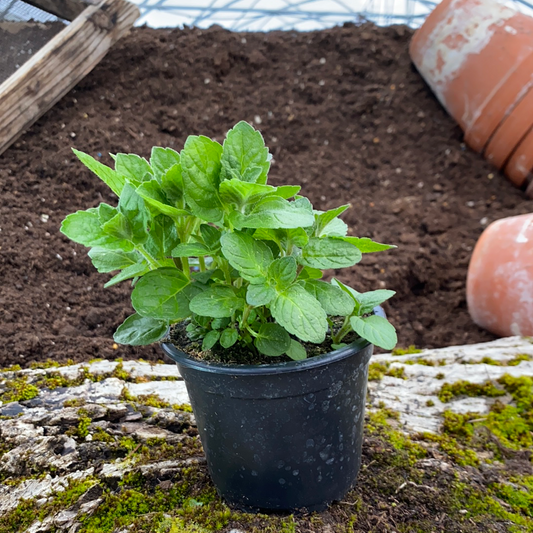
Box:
xmin=0 ymin=22 xmax=531 ymax=368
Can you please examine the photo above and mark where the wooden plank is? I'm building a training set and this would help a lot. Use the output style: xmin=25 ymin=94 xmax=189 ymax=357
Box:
xmin=23 ymin=0 xmax=93 ymax=21
xmin=0 ymin=0 xmax=139 ymax=157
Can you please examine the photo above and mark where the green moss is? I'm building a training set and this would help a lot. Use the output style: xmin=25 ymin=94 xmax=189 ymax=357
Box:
xmin=435 ymin=372 xmax=445 ymax=380
xmin=425 ymin=399 xmax=435 ymax=407
xmin=66 ymin=409 xmax=92 ymax=439
xmin=63 ymin=397 xmax=87 ymax=408
xmin=438 ymin=380 xmax=506 ymax=403
xmin=173 ymin=403 xmax=193 ymax=413
xmin=507 ymin=354 xmax=532 ymax=366
xmin=92 ymin=427 xmax=115 ymax=443
xmin=0 ymin=376 xmax=39 ymax=403
xmin=30 ymin=359 xmax=60 ymax=370
xmin=1 ymin=364 xmax=22 ymax=372
xmin=391 ymin=345 xmax=422 ymax=356
xmin=368 ymin=362 xmax=406 ymax=381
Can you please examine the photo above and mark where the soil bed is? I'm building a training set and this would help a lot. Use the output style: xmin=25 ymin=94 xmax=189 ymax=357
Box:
xmin=0 ymin=22 xmax=530 ymax=368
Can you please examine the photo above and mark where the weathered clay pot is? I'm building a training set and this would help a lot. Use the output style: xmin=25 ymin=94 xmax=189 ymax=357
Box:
xmin=504 ymin=127 xmax=533 ymax=188
xmin=467 ymin=213 xmax=533 ymax=337
xmin=410 ymin=0 xmax=533 ymax=155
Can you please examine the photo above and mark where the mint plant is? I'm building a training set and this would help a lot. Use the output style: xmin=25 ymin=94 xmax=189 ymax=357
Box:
xmin=61 ymin=121 xmax=397 ymax=361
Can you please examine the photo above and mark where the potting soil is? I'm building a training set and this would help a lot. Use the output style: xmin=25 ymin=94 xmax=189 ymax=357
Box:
xmin=0 ymin=23 xmax=530 ymax=368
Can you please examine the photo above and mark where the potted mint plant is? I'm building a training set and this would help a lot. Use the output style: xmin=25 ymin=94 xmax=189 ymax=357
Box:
xmin=61 ymin=121 xmax=397 ymax=512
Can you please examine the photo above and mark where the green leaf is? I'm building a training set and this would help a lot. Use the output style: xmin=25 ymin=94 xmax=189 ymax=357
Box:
xmin=339 ymin=236 xmax=396 ymax=253
xmin=173 ymin=283 xmax=207 ymax=320
xmin=246 ymin=283 xmax=276 ymax=306
xmin=144 ymin=215 xmax=180 ymax=259
xmin=298 ymin=266 xmax=323 ymax=280
xmin=211 ymin=317 xmax=230 ymax=329
xmin=98 ymin=203 xmax=117 ymax=224
xmin=286 ymin=339 xmax=307 ymax=361
xmin=202 ymin=330 xmax=220 ymax=351
xmin=172 ymin=243 xmax=211 ymax=257
xmin=253 ymin=227 xmax=309 ymax=250
xmin=118 ymin=183 xmax=150 ymax=243
xmin=150 ymin=147 xmax=181 ymax=180
xmin=230 ymin=196 xmax=315 ymax=230
xmin=314 ymin=205 xmax=349 ymax=236
xmin=131 ymin=268 xmax=190 ymax=320
xmin=73 ymin=149 xmax=125 ymax=197
xmin=161 ymin=164 xmax=184 ymax=204
xmin=268 ymin=256 xmax=297 ymax=290
xmin=61 ymin=210 xmax=127 ymax=250
xmin=199 ymin=224 xmax=221 ymax=250
xmin=219 ymin=179 xmax=278 ymax=209
xmin=350 ymin=315 xmax=397 ymax=350
xmin=181 ymin=135 xmax=224 ymax=223
xmin=220 ymin=328 xmax=239 ymax=348
xmin=113 ymin=314 xmax=168 ymax=346
xmin=115 ymin=153 xmax=153 ymax=185
xmin=330 ymin=278 xmax=362 ymax=314
xmin=104 ymin=261 xmax=150 ymax=288
xmin=303 ymin=280 xmax=355 ymax=316
xmin=88 ymin=248 xmax=140 ymax=273
xmin=320 ymin=217 xmax=348 ymax=237
xmin=220 ymin=121 xmax=270 ymax=184
xmin=357 ymin=290 xmax=396 ymax=315
xmin=220 ymin=231 xmax=273 ymax=284
xmin=270 ymin=284 xmax=327 ymax=343
xmin=275 ymin=185 xmax=301 ymax=199
xmin=254 ymin=323 xmax=291 ymax=356
xmin=189 ymin=286 xmax=244 ymax=318
xmin=136 ymin=180 xmax=190 ymax=218
xmin=101 ymin=212 xmax=132 ymax=241
xmin=301 ymin=237 xmax=362 ymax=269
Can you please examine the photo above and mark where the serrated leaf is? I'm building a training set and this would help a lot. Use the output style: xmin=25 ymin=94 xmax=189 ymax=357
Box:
xmin=150 ymin=147 xmax=181 ymax=180
xmin=88 ymin=248 xmax=140 ymax=273
xmin=220 ymin=121 xmax=270 ymax=184
xmin=202 ymin=330 xmax=220 ymax=351
xmin=73 ymin=149 xmax=125 ymax=197
xmin=330 ymin=278 xmax=361 ymax=314
xmin=181 ymin=135 xmax=224 ymax=223
xmin=131 ymin=267 xmax=190 ymax=320
xmin=98 ymin=203 xmax=117 ymax=225
xmin=104 ymin=262 xmax=150 ymax=287
xmin=314 ymin=205 xmax=349 ymax=236
xmin=268 ymin=256 xmax=297 ymax=290
xmin=230 ymin=196 xmax=315 ymax=230
xmin=101 ymin=212 xmax=132 ymax=241
xmin=136 ymin=180 xmax=190 ymax=218
xmin=350 ymin=315 xmax=397 ymax=350
xmin=118 ymin=183 xmax=150 ymax=243
xmin=161 ymin=164 xmax=185 ymax=204
xmin=275 ymin=186 xmax=301 ymax=199
xmin=220 ymin=328 xmax=239 ymax=348
xmin=246 ymin=283 xmax=276 ymax=306
xmin=357 ymin=290 xmax=396 ymax=315
xmin=254 ymin=323 xmax=291 ymax=356
xmin=219 ymin=179 xmax=278 ymax=209
xmin=320 ymin=218 xmax=348 ymax=237
xmin=220 ymin=231 xmax=273 ymax=284
xmin=144 ymin=215 xmax=180 ymax=259
xmin=301 ymin=237 xmax=362 ymax=269
xmin=172 ymin=243 xmax=211 ymax=257
xmin=115 ymin=153 xmax=153 ymax=185
xmin=199 ymin=224 xmax=221 ymax=250
xmin=253 ymin=227 xmax=309 ymax=250
xmin=340 ymin=236 xmax=396 ymax=253
xmin=298 ymin=267 xmax=323 ymax=280
xmin=270 ymin=284 xmax=327 ymax=343
xmin=286 ymin=339 xmax=307 ymax=361
xmin=114 ymin=314 xmax=168 ymax=346
xmin=189 ymin=286 xmax=244 ymax=318
xmin=303 ymin=280 xmax=355 ymax=316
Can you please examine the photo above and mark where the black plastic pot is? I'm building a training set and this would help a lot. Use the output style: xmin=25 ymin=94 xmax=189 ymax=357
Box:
xmin=161 ymin=335 xmax=374 ymax=513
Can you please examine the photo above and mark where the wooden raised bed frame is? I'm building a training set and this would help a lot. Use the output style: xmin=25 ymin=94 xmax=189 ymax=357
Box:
xmin=0 ymin=0 xmax=139 ymax=156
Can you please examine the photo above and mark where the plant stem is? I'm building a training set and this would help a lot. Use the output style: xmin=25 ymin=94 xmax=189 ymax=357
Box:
xmin=199 ymin=256 xmax=206 ymax=272
xmin=138 ymin=247 xmax=160 ymax=270
xmin=332 ymin=316 xmax=352 ymax=345
xmin=240 ymin=304 xmax=253 ymax=329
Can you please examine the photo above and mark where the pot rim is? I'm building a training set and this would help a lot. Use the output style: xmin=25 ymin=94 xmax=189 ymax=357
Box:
xmin=161 ymin=336 xmax=371 ymax=376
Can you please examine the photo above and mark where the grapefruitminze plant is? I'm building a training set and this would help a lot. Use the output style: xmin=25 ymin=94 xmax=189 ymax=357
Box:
xmin=61 ymin=121 xmax=397 ymax=361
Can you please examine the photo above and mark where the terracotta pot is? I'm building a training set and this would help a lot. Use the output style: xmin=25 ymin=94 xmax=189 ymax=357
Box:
xmin=504 ymin=126 xmax=533 ymax=188
xmin=410 ymin=0 xmax=533 ymax=152
xmin=467 ymin=213 xmax=533 ymax=337
xmin=484 ymin=87 xmax=533 ymax=169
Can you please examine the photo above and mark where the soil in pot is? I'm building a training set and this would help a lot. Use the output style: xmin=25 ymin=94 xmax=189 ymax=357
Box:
xmin=0 ymin=22 xmax=531 ymax=368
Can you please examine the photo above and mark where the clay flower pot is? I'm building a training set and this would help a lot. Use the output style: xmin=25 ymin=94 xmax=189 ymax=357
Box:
xmin=504 ymin=127 xmax=533 ymax=188
xmin=410 ymin=0 xmax=533 ymax=155
xmin=467 ymin=213 xmax=533 ymax=337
